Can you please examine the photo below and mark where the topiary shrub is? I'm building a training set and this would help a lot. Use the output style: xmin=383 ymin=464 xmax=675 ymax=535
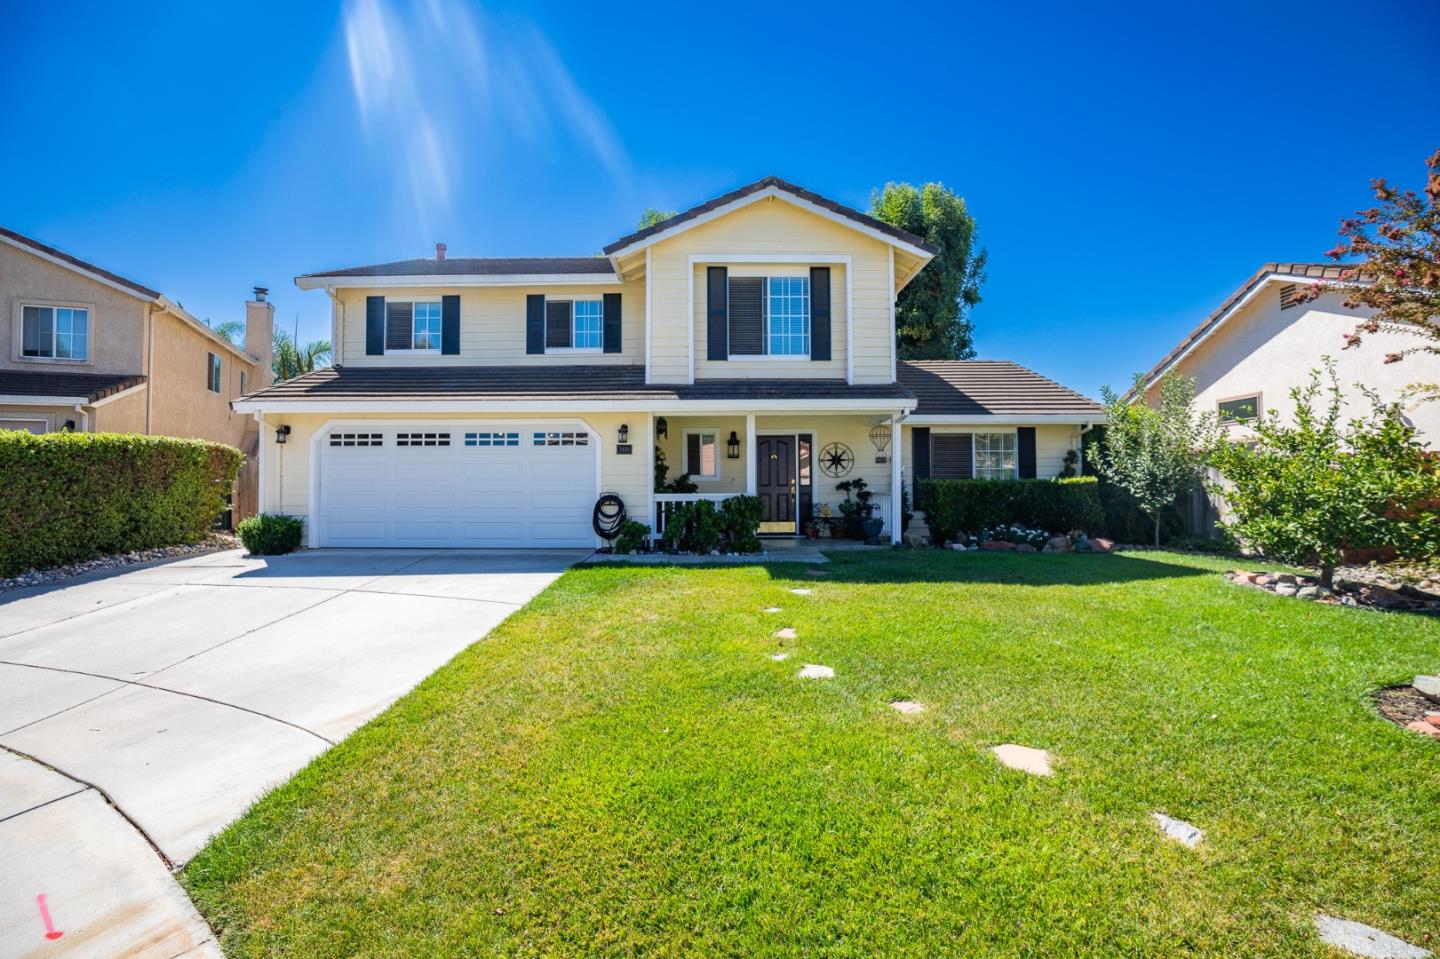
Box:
xmin=613 ymin=519 xmax=651 ymax=555
xmin=236 ymin=513 xmax=305 ymax=555
xmin=720 ymin=494 xmax=764 ymax=553
xmin=0 ymin=430 xmax=242 ymax=576
xmin=920 ymin=476 xmax=1104 ymax=544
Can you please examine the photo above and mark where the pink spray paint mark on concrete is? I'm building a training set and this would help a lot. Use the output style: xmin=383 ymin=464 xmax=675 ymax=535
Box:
xmin=37 ymin=893 xmax=64 ymax=940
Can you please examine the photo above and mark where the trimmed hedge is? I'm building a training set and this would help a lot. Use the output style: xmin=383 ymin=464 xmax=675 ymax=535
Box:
xmin=919 ymin=477 xmax=1105 ymax=543
xmin=237 ymin=514 xmax=305 ymax=556
xmin=0 ymin=430 xmax=243 ymax=576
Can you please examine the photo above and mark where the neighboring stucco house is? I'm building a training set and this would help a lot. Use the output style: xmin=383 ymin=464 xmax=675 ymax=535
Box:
xmin=235 ymin=177 xmax=1101 ymax=549
xmin=0 ymin=226 xmax=274 ymax=516
xmin=1136 ymin=262 xmax=1440 ymax=532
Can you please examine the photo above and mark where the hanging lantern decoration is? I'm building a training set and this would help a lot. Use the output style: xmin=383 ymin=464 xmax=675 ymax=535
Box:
xmin=868 ymin=423 xmax=892 ymax=464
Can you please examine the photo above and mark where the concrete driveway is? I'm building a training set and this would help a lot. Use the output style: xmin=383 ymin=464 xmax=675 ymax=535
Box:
xmin=0 ymin=547 xmax=584 ymax=959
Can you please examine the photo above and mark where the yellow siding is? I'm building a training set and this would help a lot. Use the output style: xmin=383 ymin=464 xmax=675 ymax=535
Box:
xmin=901 ymin=424 xmax=1081 ymax=483
xmin=336 ymin=283 xmax=644 ymax=368
xmin=687 ymin=263 xmax=846 ymax=380
xmin=645 ymin=196 xmax=895 ymax=384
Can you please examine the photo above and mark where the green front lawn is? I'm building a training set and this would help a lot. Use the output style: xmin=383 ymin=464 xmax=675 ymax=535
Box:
xmin=182 ymin=551 xmax=1440 ymax=958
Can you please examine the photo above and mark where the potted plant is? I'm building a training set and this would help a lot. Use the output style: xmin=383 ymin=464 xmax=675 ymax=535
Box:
xmin=836 ymin=478 xmax=880 ymax=540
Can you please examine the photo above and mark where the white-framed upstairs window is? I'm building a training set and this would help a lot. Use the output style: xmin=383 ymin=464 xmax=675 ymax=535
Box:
xmin=385 ymin=299 xmax=441 ymax=353
xmin=727 ymin=273 xmax=811 ymax=357
xmin=21 ymin=304 xmax=90 ymax=361
xmin=974 ymin=432 xmax=1018 ymax=480
xmin=545 ymin=299 xmax=603 ymax=352
xmin=684 ymin=430 xmax=720 ymax=480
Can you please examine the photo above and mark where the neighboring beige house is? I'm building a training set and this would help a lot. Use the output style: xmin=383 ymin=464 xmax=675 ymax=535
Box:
xmin=0 ymin=226 xmax=274 ymax=516
xmin=1136 ymin=262 xmax=1440 ymax=532
xmin=235 ymin=177 xmax=1100 ymax=548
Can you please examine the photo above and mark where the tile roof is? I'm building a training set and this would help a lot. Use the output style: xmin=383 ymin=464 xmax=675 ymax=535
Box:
xmin=0 ymin=225 xmax=161 ymax=299
xmin=601 ymin=176 xmax=940 ymax=256
xmin=1136 ymin=262 xmax=1371 ymax=392
xmin=897 ymin=360 xmax=1102 ymax=417
xmin=238 ymin=365 xmax=914 ymax=404
xmin=299 ymin=257 xmax=616 ymax=280
xmin=0 ymin=370 xmax=147 ymax=402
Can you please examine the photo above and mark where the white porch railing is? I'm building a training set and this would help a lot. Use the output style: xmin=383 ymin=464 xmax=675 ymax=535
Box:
xmin=653 ymin=493 xmax=738 ymax=539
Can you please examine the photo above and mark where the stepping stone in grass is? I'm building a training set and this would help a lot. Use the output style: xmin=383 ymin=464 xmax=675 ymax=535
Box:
xmin=806 ymin=569 xmax=829 ymax=577
xmin=762 ymin=607 xmax=782 ymax=614
xmin=798 ymin=664 xmax=834 ymax=679
xmin=890 ymin=700 xmax=926 ymax=715
xmin=770 ymin=652 xmax=790 ymax=662
xmin=1314 ymin=915 xmax=1431 ymax=958
xmin=774 ymin=627 xmax=797 ymax=640
xmin=788 ymin=588 xmax=812 ymax=596
xmin=1151 ymin=812 xmax=1204 ymax=848
xmin=990 ymin=743 xmax=1053 ymax=777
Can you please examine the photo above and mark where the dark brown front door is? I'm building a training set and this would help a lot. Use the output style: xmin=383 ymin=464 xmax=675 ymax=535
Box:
xmin=757 ymin=435 xmax=796 ymax=533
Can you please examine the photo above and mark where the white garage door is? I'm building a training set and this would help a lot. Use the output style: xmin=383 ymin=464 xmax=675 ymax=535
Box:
xmin=317 ymin=423 xmax=597 ymax=548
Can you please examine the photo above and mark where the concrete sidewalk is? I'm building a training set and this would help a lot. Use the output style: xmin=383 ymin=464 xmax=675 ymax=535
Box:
xmin=0 ymin=548 xmax=582 ymax=958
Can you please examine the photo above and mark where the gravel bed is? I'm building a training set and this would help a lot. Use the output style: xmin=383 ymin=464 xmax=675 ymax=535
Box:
xmin=0 ymin=532 xmax=239 ymax=593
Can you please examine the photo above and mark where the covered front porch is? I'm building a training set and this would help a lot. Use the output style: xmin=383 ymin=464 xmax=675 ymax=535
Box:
xmin=647 ymin=412 xmax=905 ymax=544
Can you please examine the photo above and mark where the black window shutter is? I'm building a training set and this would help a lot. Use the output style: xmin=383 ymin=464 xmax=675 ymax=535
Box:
xmin=441 ymin=295 xmax=460 ymax=355
xmin=603 ymin=292 xmax=622 ymax=354
xmin=911 ymin=427 xmax=930 ymax=506
xmin=932 ymin=433 xmax=973 ymax=479
xmin=686 ymin=433 xmax=702 ymax=474
xmin=1017 ymin=427 xmax=1037 ymax=479
xmin=385 ymin=301 xmax=413 ymax=351
xmin=810 ymin=267 xmax=831 ymax=361
xmin=546 ymin=300 xmax=572 ymax=349
xmin=707 ymin=266 xmax=728 ymax=360
xmin=525 ymin=295 xmax=545 ymax=354
xmin=365 ymin=296 xmax=384 ymax=355
xmin=727 ymin=277 xmax=764 ymax=355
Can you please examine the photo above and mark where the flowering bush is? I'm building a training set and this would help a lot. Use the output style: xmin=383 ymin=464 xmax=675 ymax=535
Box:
xmin=975 ymin=524 xmax=1050 ymax=548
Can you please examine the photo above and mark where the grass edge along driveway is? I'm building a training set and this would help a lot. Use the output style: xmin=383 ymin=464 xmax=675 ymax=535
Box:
xmin=181 ymin=550 xmax=1440 ymax=958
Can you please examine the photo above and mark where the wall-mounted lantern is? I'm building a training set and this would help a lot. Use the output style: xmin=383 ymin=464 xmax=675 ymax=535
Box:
xmin=616 ymin=423 xmax=633 ymax=455
xmin=656 ymin=417 xmax=668 ymax=439
xmin=275 ymin=424 xmax=292 ymax=444
xmin=618 ymin=423 xmax=630 ymax=445
xmin=727 ymin=430 xmax=740 ymax=459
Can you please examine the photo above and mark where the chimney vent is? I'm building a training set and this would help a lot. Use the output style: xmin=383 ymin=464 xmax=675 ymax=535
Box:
xmin=253 ymin=285 xmax=269 ymax=303
xmin=436 ymin=242 xmax=447 ymax=262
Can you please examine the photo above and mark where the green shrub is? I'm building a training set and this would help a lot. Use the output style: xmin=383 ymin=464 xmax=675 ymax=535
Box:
xmin=236 ymin=513 xmax=305 ymax=556
xmin=613 ymin=519 xmax=651 ymax=554
xmin=0 ymin=430 xmax=242 ymax=576
xmin=720 ymin=495 xmax=764 ymax=553
xmin=920 ymin=477 xmax=1104 ymax=543
xmin=661 ymin=499 xmax=722 ymax=554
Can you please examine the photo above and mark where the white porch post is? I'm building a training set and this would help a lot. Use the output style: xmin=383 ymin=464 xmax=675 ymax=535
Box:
xmin=646 ymin=414 xmax=656 ymax=541
xmin=890 ymin=414 xmax=903 ymax=544
xmin=745 ymin=414 xmax=757 ymax=495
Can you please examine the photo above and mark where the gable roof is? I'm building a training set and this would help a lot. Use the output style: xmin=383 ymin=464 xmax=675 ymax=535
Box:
xmin=601 ymin=176 xmax=940 ymax=259
xmin=0 ymin=225 xmax=161 ymax=300
xmin=898 ymin=360 xmax=1101 ymax=420
xmin=1136 ymin=262 xmax=1369 ymax=394
xmin=299 ymin=257 xmax=615 ymax=281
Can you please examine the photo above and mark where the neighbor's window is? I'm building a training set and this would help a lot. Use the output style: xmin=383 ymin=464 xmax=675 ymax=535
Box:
xmin=728 ymin=274 xmax=810 ymax=356
xmin=545 ymin=299 xmax=603 ymax=350
xmin=207 ymin=353 xmax=222 ymax=393
xmin=973 ymin=432 xmax=1017 ymax=480
xmin=385 ymin=300 xmax=441 ymax=352
xmin=686 ymin=431 xmax=719 ymax=479
xmin=22 ymin=305 xmax=89 ymax=360
xmin=239 ymin=370 xmax=247 ymax=395
xmin=1218 ymin=395 xmax=1260 ymax=423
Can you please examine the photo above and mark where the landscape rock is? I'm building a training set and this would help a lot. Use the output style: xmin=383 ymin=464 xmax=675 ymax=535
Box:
xmin=1015 ymin=543 xmax=1038 ymax=553
xmin=990 ymin=743 xmax=1053 ymax=776
xmin=769 ymin=652 xmax=790 ymax=662
xmin=798 ymin=664 xmax=834 ymax=680
xmin=762 ymin=607 xmax=782 ymax=614
xmin=1273 ymin=584 xmax=1298 ymax=597
xmin=1313 ymin=915 xmax=1431 ymax=958
xmin=889 ymin=700 xmax=926 ymax=715
xmin=980 ymin=540 xmax=1017 ymax=552
xmin=1296 ymin=586 xmax=1321 ymax=600
xmin=1044 ymin=536 xmax=1071 ymax=553
xmin=1150 ymin=812 xmax=1205 ymax=848
xmin=1425 ymin=712 xmax=1440 ymax=728
xmin=1089 ymin=537 xmax=1115 ymax=553
xmin=774 ymin=627 xmax=797 ymax=640
xmin=1413 ymin=675 xmax=1440 ymax=703
xmin=903 ymin=510 xmax=932 ymax=549
xmin=788 ymin=588 xmax=813 ymax=596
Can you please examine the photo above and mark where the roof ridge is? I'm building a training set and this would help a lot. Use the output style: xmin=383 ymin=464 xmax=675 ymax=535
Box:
xmin=0 ymin=224 xmax=162 ymax=300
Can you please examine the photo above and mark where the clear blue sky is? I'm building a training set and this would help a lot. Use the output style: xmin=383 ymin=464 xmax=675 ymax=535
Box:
xmin=3 ymin=0 xmax=1437 ymax=398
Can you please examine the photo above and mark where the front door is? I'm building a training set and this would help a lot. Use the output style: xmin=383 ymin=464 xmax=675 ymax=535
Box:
xmin=757 ymin=435 xmax=796 ymax=534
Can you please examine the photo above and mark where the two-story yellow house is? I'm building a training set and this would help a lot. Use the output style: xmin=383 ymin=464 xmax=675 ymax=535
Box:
xmin=235 ymin=178 xmax=1100 ymax=548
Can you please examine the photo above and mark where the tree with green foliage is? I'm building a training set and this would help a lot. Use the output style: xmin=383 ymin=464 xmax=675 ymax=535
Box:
xmin=210 ymin=318 xmax=246 ymax=346
xmin=1207 ymin=363 xmax=1440 ymax=588
xmin=1095 ymin=373 xmax=1220 ymax=547
xmin=272 ymin=327 xmax=332 ymax=383
xmin=869 ymin=182 xmax=986 ymax=359
xmin=638 ymin=208 xmax=677 ymax=230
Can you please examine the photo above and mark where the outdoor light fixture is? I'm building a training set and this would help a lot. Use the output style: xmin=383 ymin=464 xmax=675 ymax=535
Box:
xmin=727 ymin=431 xmax=740 ymax=459
xmin=618 ymin=423 xmax=630 ymax=445
xmin=275 ymin=424 xmax=291 ymax=444
xmin=656 ymin=417 xmax=668 ymax=438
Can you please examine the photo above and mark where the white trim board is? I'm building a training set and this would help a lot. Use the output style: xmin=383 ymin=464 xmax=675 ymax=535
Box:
xmin=604 ymin=186 xmax=938 ymax=263
xmin=0 ymin=394 xmax=90 ymax=405
xmin=236 ymin=398 xmax=917 ymax=415
xmin=904 ymin=414 xmax=1097 ymax=426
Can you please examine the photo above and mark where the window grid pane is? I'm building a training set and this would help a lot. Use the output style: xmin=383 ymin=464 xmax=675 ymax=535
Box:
xmin=573 ymin=300 xmax=603 ymax=349
xmin=766 ymin=276 xmax=810 ymax=356
xmin=700 ymin=434 xmax=717 ymax=476
xmin=973 ymin=433 xmax=1017 ymax=480
xmin=412 ymin=302 xmax=442 ymax=350
xmin=532 ymin=431 xmax=589 ymax=447
xmin=464 ymin=431 xmax=520 ymax=447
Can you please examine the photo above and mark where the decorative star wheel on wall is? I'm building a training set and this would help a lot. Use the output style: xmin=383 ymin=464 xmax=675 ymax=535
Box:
xmin=819 ymin=442 xmax=854 ymax=477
